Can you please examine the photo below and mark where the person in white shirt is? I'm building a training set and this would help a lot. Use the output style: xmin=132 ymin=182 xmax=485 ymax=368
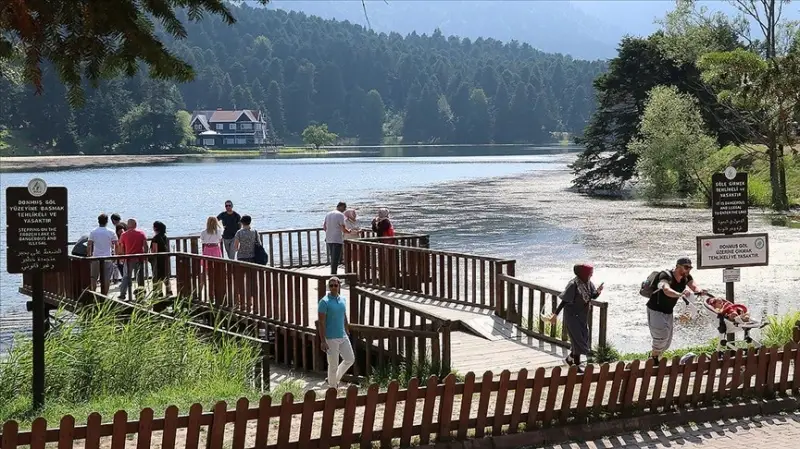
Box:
xmin=322 ymin=202 xmax=351 ymax=275
xmin=87 ymin=213 xmax=118 ymax=295
xmin=199 ymin=216 xmax=223 ymax=290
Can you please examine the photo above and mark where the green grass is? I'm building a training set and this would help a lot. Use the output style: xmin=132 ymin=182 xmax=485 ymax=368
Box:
xmin=698 ymin=144 xmax=800 ymax=208
xmin=276 ymin=146 xmax=327 ymax=154
xmin=361 ymin=357 xmax=462 ymax=389
xmin=0 ymin=300 xmax=263 ymax=427
xmin=601 ymin=310 xmax=800 ymax=363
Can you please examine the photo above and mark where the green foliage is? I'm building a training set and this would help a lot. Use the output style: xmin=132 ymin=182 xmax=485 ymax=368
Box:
xmin=361 ymin=357 xmax=454 ymax=389
xmin=762 ymin=311 xmax=800 ymax=348
xmin=0 ymin=302 xmax=260 ymax=425
xmin=269 ymin=379 xmax=306 ymax=400
xmin=302 ymin=124 xmax=338 ymax=149
xmin=1 ymin=4 xmax=603 ymax=154
xmin=591 ymin=342 xmax=621 ymax=364
xmin=0 ymin=0 xmax=269 ymax=106
xmin=628 ymin=85 xmax=718 ymax=201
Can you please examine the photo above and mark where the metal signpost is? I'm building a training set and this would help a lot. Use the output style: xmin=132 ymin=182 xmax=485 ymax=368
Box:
xmin=698 ymin=167 xmax=767 ymax=340
xmin=5 ymin=178 xmax=69 ymax=410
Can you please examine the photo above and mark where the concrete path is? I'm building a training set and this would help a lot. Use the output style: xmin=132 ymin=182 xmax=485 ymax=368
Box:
xmin=530 ymin=411 xmax=800 ymax=448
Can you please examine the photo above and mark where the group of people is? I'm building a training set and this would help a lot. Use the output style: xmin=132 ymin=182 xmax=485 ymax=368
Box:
xmin=322 ymin=202 xmax=395 ymax=275
xmin=548 ymin=257 xmax=709 ymax=372
xmin=76 ymin=213 xmax=171 ymax=299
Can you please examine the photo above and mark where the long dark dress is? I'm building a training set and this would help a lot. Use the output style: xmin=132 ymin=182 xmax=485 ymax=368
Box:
xmin=151 ymin=233 xmax=169 ymax=285
xmin=558 ymin=279 xmax=598 ymax=356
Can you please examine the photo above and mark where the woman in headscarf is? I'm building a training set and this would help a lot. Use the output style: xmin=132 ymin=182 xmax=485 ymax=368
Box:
xmin=342 ymin=209 xmax=361 ymax=240
xmin=371 ymin=208 xmax=394 ymax=238
xmin=550 ymin=263 xmax=604 ymax=370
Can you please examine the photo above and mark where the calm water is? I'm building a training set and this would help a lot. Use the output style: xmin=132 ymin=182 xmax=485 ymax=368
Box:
xmin=0 ymin=145 xmax=576 ymax=315
xmin=3 ymin=144 xmax=799 ymax=354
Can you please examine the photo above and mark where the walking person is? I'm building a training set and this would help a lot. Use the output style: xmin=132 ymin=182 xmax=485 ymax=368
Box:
xmin=342 ymin=209 xmax=360 ymax=269
xmin=233 ymin=215 xmax=260 ymax=263
xmin=323 ymin=202 xmax=351 ymax=275
xmin=199 ymin=216 xmax=223 ymax=290
xmin=317 ymin=277 xmax=354 ymax=388
xmin=118 ymin=218 xmax=148 ymax=301
xmin=646 ymin=257 xmax=706 ymax=366
xmin=150 ymin=221 xmax=173 ymax=297
xmin=217 ymin=200 xmax=241 ymax=259
xmin=549 ymin=263 xmax=603 ymax=372
xmin=87 ymin=213 xmax=118 ymax=295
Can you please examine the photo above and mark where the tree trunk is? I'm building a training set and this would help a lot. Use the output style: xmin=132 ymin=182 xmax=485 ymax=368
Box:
xmin=767 ymin=137 xmax=789 ymax=210
xmin=777 ymin=145 xmax=789 ymax=210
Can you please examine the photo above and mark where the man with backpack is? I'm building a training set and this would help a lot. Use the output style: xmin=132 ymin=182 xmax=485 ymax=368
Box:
xmin=641 ymin=257 xmax=706 ymax=366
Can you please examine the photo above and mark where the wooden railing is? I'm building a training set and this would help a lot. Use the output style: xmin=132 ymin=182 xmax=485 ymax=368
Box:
xmin=348 ymin=324 xmax=447 ymax=379
xmin=497 ymin=273 xmax=609 ymax=350
xmin=348 ymin=286 xmax=452 ymax=376
xmin=2 ymin=345 xmax=797 ymax=449
xmin=344 ymin=239 xmax=516 ymax=313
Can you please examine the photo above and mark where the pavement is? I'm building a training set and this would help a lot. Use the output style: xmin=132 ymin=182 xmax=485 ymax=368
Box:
xmin=530 ymin=411 xmax=800 ymax=448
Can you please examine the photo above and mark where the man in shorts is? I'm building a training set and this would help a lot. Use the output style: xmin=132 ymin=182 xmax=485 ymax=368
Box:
xmin=646 ymin=257 xmax=706 ymax=366
xmin=87 ymin=213 xmax=118 ymax=295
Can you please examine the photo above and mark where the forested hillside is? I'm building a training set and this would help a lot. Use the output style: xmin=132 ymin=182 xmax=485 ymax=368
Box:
xmin=0 ymin=4 xmax=606 ymax=155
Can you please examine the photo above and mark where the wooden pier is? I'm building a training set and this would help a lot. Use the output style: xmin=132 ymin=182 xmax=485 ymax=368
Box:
xmin=18 ymin=227 xmax=608 ymax=380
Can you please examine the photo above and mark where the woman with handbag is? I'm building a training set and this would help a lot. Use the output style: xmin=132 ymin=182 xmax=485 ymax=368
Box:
xmin=233 ymin=215 xmax=261 ymax=263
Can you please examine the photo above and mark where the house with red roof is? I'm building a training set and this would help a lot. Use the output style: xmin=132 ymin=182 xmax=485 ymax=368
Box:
xmin=190 ymin=109 xmax=270 ymax=148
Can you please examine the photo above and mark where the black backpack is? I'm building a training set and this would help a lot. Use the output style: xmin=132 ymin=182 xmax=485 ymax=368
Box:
xmin=639 ymin=270 xmax=670 ymax=298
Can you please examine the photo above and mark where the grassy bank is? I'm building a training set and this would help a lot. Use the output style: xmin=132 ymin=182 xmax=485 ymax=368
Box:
xmin=594 ymin=310 xmax=800 ymax=363
xmin=698 ymin=144 xmax=800 ymax=208
xmin=0 ymin=302 xmax=262 ymax=427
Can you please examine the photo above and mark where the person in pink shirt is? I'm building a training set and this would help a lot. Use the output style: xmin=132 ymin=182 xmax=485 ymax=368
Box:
xmin=118 ymin=218 xmax=148 ymax=300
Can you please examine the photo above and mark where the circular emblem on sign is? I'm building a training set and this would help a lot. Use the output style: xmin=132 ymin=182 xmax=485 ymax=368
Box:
xmin=724 ymin=166 xmax=737 ymax=180
xmin=755 ymin=238 xmax=765 ymax=249
xmin=27 ymin=178 xmax=47 ymax=197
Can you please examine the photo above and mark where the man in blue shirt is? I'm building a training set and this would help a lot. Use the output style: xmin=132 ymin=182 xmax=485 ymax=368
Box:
xmin=317 ymin=276 xmax=354 ymax=387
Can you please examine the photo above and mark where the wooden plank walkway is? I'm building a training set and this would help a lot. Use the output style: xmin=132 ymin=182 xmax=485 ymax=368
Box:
xmin=85 ymin=265 xmax=566 ymax=375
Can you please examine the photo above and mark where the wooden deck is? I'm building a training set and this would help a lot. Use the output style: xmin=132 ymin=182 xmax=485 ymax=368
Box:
xmin=91 ymin=265 xmax=566 ymax=375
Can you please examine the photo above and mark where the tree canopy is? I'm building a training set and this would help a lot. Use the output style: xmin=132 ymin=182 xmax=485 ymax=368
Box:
xmin=0 ymin=0 xmax=270 ymax=105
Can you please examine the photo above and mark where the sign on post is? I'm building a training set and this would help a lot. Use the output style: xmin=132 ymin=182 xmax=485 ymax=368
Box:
xmin=5 ymin=178 xmax=68 ymax=411
xmin=722 ymin=268 xmax=741 ymax=283
xmin=5 ymin=179 xmax=69 ymax=273
xmin=696 ymin=233 xmax=769 ymax=269
xmin=711 ymin=169 xmax=748 ymax=234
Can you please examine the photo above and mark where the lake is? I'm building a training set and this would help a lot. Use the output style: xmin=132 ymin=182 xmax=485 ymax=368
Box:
xmin=2 ymin=144 xmax=799 ymax=353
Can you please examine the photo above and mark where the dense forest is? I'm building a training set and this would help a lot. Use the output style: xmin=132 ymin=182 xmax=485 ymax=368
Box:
xmin=0 ymin=4 xmax=606 ymax=155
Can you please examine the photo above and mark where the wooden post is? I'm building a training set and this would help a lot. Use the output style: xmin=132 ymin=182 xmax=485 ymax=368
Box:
xmin=506 ymin=262 xmax=517 ymax=322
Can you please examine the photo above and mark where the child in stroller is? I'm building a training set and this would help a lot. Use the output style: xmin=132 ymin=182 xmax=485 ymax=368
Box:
xmin=693 ymin=293 xmax=768 ymax=350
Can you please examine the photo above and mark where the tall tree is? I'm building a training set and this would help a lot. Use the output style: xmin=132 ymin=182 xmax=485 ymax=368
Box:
xmin=360 ymin=90 xmax=386 ymax=144
xmin=266 ymin=80 xmax=286 ymax=138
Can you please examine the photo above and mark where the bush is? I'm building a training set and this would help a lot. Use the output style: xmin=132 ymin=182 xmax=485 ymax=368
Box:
xmin=762 ymin=311 xmax=800 ymax=348
xmin=591 ymin=342 xmax=621 ymax=363
xmin=0 ymin=301 xmax=261 ymax=425
xmin=748 ymin=177 xmax=772 ymax=207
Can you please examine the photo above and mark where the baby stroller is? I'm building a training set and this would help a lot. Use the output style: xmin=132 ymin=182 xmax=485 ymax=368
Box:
xmin=682 ymin=292 xmax=769 ymax=351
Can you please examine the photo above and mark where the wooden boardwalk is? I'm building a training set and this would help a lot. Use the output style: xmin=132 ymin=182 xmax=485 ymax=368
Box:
xmin=92 ymin=265 xmax=565 ymax=375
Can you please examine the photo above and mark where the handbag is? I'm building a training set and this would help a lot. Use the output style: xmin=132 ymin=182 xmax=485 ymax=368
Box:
xmin=253 ymin=229 xmax=268 ymax=265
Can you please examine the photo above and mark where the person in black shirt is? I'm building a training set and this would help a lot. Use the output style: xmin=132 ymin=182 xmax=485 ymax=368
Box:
xmin=216 ymin=200 xmax=241 ymax=259
xmin=150 ymin=221 xmax=173 ymax=297
xmin=646 ymin=257 xmax=706 ymax=365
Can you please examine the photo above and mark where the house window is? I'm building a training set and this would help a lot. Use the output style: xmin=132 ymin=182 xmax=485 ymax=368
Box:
xmin=254 ymin=123 xmax=262 ymax=130
xmin=203 ymin=138 xmax=215 ymax=146
xmin=236 ymin=138 xmax=247 ymax=145
xmin=240 ymin=123 xmax=252 ymax=130
xmin=229 ymin=124 xmax=236 ymax=130
xmin=224 ymin=138 xmax=235 ymax=145
xmin=215 ymin=124 xmax=223 ymax=130
xmin=194 ymin=124 xmax=203 ymax=130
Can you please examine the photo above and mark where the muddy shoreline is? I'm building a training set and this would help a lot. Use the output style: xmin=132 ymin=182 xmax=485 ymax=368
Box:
xmin=0 ymin=154 xmax=238 ymax=173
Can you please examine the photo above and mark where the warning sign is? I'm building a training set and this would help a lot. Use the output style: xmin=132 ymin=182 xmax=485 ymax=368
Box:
xmin=696 ymin=233 xmax=768 ymax=269
xmin=5 ymin=184 xmax=69 ymax=273
xmin=712 ymin=172 xmax=748 ymax=234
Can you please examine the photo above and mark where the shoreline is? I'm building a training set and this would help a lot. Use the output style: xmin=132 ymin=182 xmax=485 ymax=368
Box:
xmin=0 ymin=143 xmax=569 ymax=173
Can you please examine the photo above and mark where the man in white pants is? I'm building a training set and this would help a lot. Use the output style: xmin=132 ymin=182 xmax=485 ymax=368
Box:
xmin=317 ymin=277 xmax=355 ymax=388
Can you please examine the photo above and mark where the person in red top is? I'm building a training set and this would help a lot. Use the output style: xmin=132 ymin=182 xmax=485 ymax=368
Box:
xmin=118 ymin=218 xmax=148 ymax=301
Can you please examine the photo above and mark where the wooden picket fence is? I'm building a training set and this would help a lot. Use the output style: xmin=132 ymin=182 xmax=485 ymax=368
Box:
xmin=2 ymin=344 xmax=798 ymax=449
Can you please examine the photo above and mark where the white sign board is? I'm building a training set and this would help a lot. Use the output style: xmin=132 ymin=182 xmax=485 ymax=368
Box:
xmin=696 ymin=233 xmax=769 ymax=269
xmin=722 ymin=268 xmax=741 ymax=283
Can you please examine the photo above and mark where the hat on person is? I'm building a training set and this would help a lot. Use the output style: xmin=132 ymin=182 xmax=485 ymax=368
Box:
xmin=676 ymin=257 xmax=692 ymax=267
